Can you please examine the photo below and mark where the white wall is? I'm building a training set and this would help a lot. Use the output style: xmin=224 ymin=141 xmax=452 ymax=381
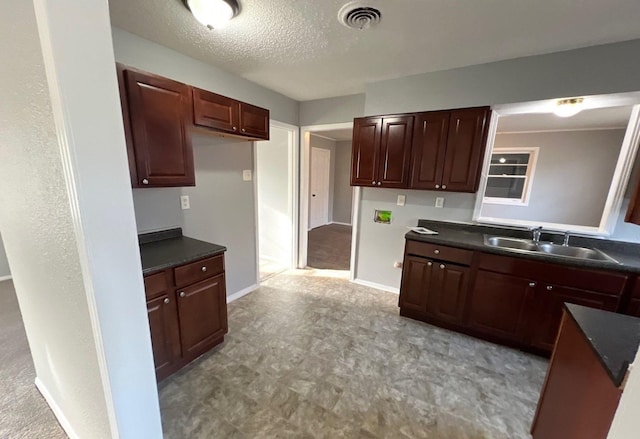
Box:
xmin=355 ymin=38 xmax=640 ymax=292
xmin=256 ymin=127 xmax=292 ymax=266
xmin=309 ymin=135 xmax=336 ymax=225
xmin=300 ymin=94 xmax=365 ymax=126
xmin=482 ymin=129 xmax=625 ymax=226
xmin=0 ymin=235 xmax=10 ymax=279
xmin=0 ymin=0 xmax=161 ymax=437
xmin=333 ymin=141 xmax=354 ymax=224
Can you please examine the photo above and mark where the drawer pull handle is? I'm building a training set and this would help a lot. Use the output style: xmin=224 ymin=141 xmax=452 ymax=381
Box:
xmin=164 ymin=298 xmax=170 ymax=304
xmin=435 ymin=184 xmax=440 ymax=189
xmin=179 ymin=291 xmax=186 ymax=298
xmin=440 ymin=264 xmax=445 ymax=269
xmin=427 ymin=262 xmax=433 ymax=266
xmin=142 ymin=178 xmax=149 ymax=185
xmin=529 ymin=282 xmax=536 ymax=287
xmin=201 ymin=266 xmax=207 ymax=272
xmin=434 ymin=249 xmax=440 ymax=254
xmin=547 ymin=285 xmax=553 ymax=291
xmin=442 ymin=184 xmax=447 ymax=189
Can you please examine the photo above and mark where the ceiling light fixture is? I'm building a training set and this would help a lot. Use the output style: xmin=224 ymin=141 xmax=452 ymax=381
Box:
xmin=554 ymin=98 xmax=584 ymax=118
xmin=183 ymin=0 xmax=239 ymax=30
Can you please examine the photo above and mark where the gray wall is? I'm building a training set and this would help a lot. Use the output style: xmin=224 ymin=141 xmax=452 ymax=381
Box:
xmin=256 ymin=127 xmax=291 ymax=265
xmin=309 ymin=135 xmax=336 ymax=225
xmin=111 ymin=27 xmax=299 ymax=125
xmin=0 ymin=235 xmax=10 ymax=278
xmin=481 ymin=129 xmax=625 ymax=226
xmin=356 ymin=38 xmax=640 ymax=291
xmin=300 ymin=94 xmax=365 ymax=126
xmin=333 ymin=141 xmax=353 ymax=224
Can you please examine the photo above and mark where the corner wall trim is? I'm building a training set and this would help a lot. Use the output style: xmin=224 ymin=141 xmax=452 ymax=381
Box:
xmin=35 ymin=377 xmax=79 ymax=439
xmin=0 ymin=275 xmax=12 ymax=282
xmin=227 ymin=284 xmax=258 ymax=303
xmin=352 ymin=278 xmax=399 ymax=295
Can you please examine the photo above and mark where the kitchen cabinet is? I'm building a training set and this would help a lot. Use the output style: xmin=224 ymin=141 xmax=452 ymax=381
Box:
xmin=143 ymin=254 xmax=228 ymax=381
xmin=410 ymin=107 xmax=490 ymax=192
xmin=426 ymin=262 xmax=469 ymax=325
xmin=351 ymin=115 xmax=414 ymax=188
xmin=119 ymin=66 xmax=195 ymax=188
xmin=192 ymin=87 xmax=270 ymax=140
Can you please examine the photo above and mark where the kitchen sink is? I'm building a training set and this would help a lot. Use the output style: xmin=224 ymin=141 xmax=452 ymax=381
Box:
xmin=484 ymin=235 xmax=618 ymax=263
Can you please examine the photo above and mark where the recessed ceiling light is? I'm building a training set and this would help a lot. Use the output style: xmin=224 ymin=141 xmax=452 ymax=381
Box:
xmin=554 ymin=97 xmax=584 ymax=118
xmin=183 ymin=0 xmax=239 ymax=30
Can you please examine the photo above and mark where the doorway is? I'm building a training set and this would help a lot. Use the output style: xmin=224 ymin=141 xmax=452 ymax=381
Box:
xmin=255 ymin=122 xmax=298 ymax=281
xmin=302 ymin=127 xmax=357 ymax=273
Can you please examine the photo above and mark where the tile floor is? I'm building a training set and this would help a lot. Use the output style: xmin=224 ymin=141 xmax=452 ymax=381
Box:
xmin=159 ymin=270 xmax=548 ymax=438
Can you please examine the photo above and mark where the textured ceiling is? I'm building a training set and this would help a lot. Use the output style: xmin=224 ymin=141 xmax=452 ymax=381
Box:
xmin=497 ymin=106 xmax=633 ymax=133
xmin=109 ymin=0 xmax=640 ymax=101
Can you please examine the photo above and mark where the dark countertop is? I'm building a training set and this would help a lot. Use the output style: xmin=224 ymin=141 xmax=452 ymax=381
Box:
xmin=139 ymin=228 xmax=227 ymax=275
xmin=565 ymin=303 xmax=640 ymax=386
xmin=405 ymin=219 xmax=640 ymax=274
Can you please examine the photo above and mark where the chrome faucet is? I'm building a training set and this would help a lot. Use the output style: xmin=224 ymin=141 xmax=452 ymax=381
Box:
xmin=563 ymin=231 xmax=571 ymax=247
xmin=531 ymin=226 xmax=543 ymax=243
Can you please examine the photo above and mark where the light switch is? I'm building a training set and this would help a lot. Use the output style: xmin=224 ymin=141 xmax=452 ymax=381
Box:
xmin=243 ymin=170 xmax=252 ymax=181
xmin=397 ymin=195 xmax=406 ymax=206
xmin=180 ymin=195 xmax=190 ymax=210
xmin=435 ymin=197 xmax=445 ymax=208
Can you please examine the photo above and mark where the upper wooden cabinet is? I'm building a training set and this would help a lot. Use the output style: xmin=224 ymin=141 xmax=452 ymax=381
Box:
xmin=120 ymin=67 xmax=195 ymax=188
xmin=411 ymin=107 xmax=490 ymax=192
xmin=351 ymin=115 xmax=414 ymax=188
xmin=192 ymin=87 xmax=270 ymax=140
xmin=351 ymin=106 xmax=491 ymax=192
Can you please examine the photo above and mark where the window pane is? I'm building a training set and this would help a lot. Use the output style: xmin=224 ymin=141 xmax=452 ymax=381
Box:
xmin=490 ymin=153 xmax=530 ymax=165
xmin=489 ymin=165 xmax=528 ymax=176
xmin=485 ymin=177 xmax=525 ymax=199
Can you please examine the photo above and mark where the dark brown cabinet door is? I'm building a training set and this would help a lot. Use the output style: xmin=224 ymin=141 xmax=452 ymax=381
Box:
xmin=426 ymin=262 xmax=469 ymax=325
xmin=125 ymin=69 xmax=195 ymax=187
xmin=378 ymin=116 xmax=414 ymax=188
xmin=441 ymin=107 xmax=490 ymax=192
xmin=530 ymin=285 xmax=620 ymax=352
xmin=351 ymin=117 xmax=382 ymax=186
xmin=239 ymin=102 xmax=270 ymax=139
xmin=176 ymin=274 xmax=228 ymax=361
xmin=467 ymin=270 xmax=535 ymax=342
xmin=399 ymin=256 xmax=434 ymax=313
xmin=410 ymin=112 xmax=449 ymax=190
xmin=146 ymin=295 xmax=181 ymax=380
xmin=193 ymin=87 xmax=240 ymax=134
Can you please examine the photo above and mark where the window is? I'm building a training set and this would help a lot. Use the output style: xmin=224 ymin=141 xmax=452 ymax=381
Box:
xmin=483 ymin=147 xmax=538 ymax=206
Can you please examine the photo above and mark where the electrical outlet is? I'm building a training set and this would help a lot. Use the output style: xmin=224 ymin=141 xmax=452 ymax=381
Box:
xmin=435 ymin=197 xmax=445 ymax=208
xmin=397 ymin=195 xmax=406 ymax=206
xmin=394 ymin=261 xmax=403 ymax=269
xmin=180 ymin=195 xmax=190 ymax=210
xmin=242 ymin=170 xmax=252 ymax=181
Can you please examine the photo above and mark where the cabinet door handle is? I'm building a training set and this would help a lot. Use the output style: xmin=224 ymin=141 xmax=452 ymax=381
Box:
xmin=372 ymin=181 xmax=376 ymax=185
xmin=179 ymin=291 xmax=186 ymax=298
xmin=547 ymin=285 xmax=553 ymax=291
xmin=427 ymin=261 xmax=433 ymax=266
xmin=201 ymin=266 xmax=207 ymax=272
xmin=142 ymin=179 xmax=149 ymax=185
xmin=232 ymin=126 xmax=237 ymax=131
xmin=440 ymin=264 xmax=445 ymax=269
xmin=529 ymin=282 xmax=536 ymax=287
xmin=377 ymin=182 xmax=381 ymax=186
xmin=442 ymin=184 xmax=447 ymax=189
xmin=434 ymin=249 xmax=440 ymax=254
xmin=241 ymin=128 xmax=246 ymax=132
xmin=435 ymin=184 xmax=440 ymax=189
xmin=164 ymin=298 xmax=170 ymax=304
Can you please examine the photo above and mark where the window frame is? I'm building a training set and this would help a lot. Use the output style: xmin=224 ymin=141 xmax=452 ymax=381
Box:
xmin=483 ymin=147 xmax=539 ymax=207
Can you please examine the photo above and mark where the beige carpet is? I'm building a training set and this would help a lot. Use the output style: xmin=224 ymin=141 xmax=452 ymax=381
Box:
xmin=307 ymin=224 xmax=352 ymax=270
xmin=0 ymin=280 xmax=66 ymax=438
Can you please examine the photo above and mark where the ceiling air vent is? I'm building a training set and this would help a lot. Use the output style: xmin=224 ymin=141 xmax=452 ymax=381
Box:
xmin=338 ymin=1 xmax=382 ymax=30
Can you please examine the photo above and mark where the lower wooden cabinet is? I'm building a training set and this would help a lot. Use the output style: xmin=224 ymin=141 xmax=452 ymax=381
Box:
xmin=144 ymin=254 xmax=228 ymax=381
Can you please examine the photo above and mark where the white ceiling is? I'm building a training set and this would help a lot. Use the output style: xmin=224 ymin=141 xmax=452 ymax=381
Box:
xmin=497 ymin=105 xmax=633 ymax=133
xmin=109 ymin=0 xmax=640 ymax=101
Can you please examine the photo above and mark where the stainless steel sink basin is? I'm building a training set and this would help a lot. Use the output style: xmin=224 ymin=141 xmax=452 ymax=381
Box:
xmin=484 ymin=236 xmax=539 ymax=251
xmin=537 ymin=243 xmax=618 ymax=263
xmin=483 ymin=235 xmax=618 ymax=263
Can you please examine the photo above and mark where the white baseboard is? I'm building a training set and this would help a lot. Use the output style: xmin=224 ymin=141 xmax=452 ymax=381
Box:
xmin=227 ymin=284 xmax=258 ymax=303
xmin=35 ymin=377 xmax=79 ymax=439
xmin=352 ymin=278 xmax=399 ymax=295
xmin=0 ymin=275 xmax=12 ymax=282
xmin=330 ymin=221 xmax=352 ymax=226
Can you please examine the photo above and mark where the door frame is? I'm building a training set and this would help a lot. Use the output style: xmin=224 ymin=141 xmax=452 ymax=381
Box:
xmin=254 ymin=119 xmax=300 ymax=284
xmin=309 ymin=146 xmax=331 ymax=230
xmin=300 ymin=122 xmax=359 ymax=281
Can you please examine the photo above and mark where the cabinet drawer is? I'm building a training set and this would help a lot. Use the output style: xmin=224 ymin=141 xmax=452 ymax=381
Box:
xmin=405 ymin=240 xmax=473 ymax=266
xmin=174 ymin=255 xmax=224 ymax=287
xmin=144 ymin=271 xmax=170 ymax=300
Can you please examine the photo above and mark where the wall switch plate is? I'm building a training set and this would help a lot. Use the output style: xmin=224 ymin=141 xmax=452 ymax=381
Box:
xmin=394 ymin=261 xmax=403 ymax=268
xmin=397 ymin=195 xmax=406 ymax=206
xmin=180 ymin=195 xmax=190 ymax=210
xmin=435 ymin=197 xmax=445 ymax=208
xmin=242 ymin=170 xmax=252 ymax=181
